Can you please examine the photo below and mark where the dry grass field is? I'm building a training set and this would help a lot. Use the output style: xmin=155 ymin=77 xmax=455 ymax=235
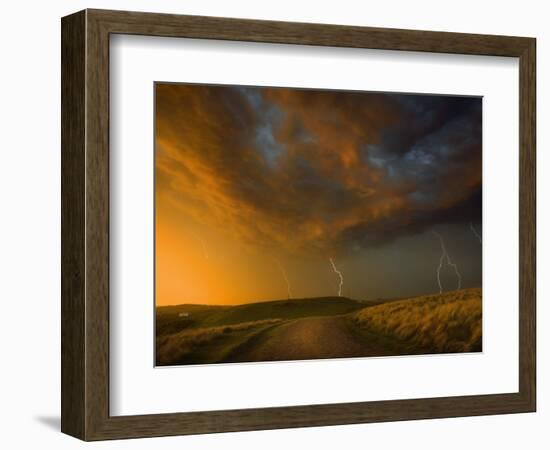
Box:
xmin=156 ymin=318 xmax=282 ymax=365
xmin=352 ymin=288 xmax=482 ymax=354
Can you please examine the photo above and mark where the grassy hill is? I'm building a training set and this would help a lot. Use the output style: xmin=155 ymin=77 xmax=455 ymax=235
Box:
xmin=352 ymin=288 xmax=482 ymax=353
xmin=156 ymin=296 xmax=365 ymax=336
xmin=156 ymin=289 xmax=482 ymax=366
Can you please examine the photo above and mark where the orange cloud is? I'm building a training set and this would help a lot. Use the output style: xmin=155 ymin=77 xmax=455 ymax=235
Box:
xmin=155 ymin=83 xmax=481 ymax=257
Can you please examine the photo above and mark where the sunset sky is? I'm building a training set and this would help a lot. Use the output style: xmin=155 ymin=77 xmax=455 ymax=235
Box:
xmin=155 ymin=83 xmax=482 ymax=306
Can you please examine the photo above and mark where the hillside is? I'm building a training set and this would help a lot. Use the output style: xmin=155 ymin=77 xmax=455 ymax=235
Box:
xmin=352 ymin=288 xmax=482 ymax=353
xmin=156 ymin=289 xmax=482 ymax=366
xmin=156 ymin=296 xmax=366 ymax=336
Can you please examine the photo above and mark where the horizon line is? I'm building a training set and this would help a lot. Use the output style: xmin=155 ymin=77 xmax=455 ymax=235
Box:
xmin=156 ymin=286 xmax=482 ymax=308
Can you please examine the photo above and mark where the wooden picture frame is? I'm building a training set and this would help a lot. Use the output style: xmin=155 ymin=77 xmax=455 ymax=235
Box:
xmin=61 ymin=9 xmax=536 ymax=441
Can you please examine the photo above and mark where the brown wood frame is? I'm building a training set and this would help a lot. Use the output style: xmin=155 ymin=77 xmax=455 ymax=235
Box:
xmin=61 ymin=8 xmax=536 ymax=441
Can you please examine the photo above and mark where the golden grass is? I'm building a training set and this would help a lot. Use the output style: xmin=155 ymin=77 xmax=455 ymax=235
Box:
xmin=156 ymin=318 xmax=282 ymax=364
xmin=353 ymin=288 xmax=482 ymax=353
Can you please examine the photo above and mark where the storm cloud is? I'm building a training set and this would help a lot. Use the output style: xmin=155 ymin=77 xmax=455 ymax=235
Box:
xmin=155 ymin=83 xmax=482 ymax=256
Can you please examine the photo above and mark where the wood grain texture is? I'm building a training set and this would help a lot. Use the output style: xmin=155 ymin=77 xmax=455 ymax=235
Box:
xmin=518 ymin=39 xmax=536 ymax=408
xmin=84 ymin=10 xmax=111 ymax=439
xmin=61 ymin=8 xmax=537 ymax=441
xmin=89 ymin=8 xmax=532 ymax=56
xmin=61 ymin=10 xmax=86 ymax=439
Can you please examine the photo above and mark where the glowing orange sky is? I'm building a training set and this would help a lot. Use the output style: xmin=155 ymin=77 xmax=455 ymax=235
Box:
xmin=155 ymin=83 xmax=482 ymax=306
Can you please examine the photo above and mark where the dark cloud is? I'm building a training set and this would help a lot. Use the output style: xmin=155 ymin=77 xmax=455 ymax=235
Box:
xmin=342 ymin=188 xmax=482 ymax=249
xmin=156 ymin=83 xmax=482 ymax=255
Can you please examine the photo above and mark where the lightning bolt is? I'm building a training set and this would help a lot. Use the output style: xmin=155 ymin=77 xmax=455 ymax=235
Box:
xmin=274 ymin=259 xmax=293 ymax=299
xmin=432 ymin=231 xmax=462 ymax=293
xmin=329 ymin=258 xmax=344 ymax=297
xmin=470 ymin=222 xmax=482 ymax=243
xmin=435 ymin=247 xmax=445 ymax=294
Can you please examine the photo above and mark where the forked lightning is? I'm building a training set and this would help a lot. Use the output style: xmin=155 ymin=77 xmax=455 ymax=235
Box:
xmin=432 ymin=230 xmax=462 ymax=293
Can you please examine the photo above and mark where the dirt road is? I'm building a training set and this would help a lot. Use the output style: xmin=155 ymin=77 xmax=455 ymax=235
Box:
xmin=227 ymin=315 xmax=399 ymax=362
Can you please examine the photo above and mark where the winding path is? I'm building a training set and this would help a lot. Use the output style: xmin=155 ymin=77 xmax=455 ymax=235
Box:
xmin=227 ymin=315 xmax=398 ymax=362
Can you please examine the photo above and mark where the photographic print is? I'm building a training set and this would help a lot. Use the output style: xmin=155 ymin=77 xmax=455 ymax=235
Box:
xmin=155 ymin=83 xmax=482 ymax=367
